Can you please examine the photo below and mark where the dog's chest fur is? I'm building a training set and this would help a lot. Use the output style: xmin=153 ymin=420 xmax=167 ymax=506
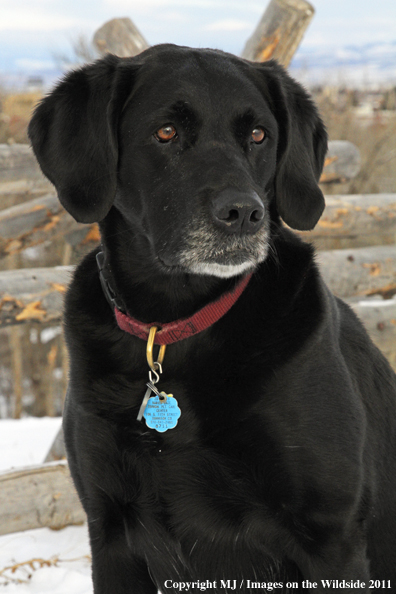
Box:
xmin=63 ymin=244 xmax=345 ymax=585
xmin=89 ymin=370 xmax=304 ymax=584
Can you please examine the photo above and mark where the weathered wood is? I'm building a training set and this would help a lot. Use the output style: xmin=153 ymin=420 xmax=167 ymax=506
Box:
xmin=9 ymin=326 xmax=23 ymax=418
xmin=317 ymin=245 xmax=396 ymax=299
xmin=0 ymin=140 xmax=359 ymax=208
xmin=0 ymin=193 xmax=68 ymax=256
xmin=0 ymin=144 xmax=44 ymax=182
xmin=320 ymin=141 xmax=361 ymax=184
xmin=9 ymin=186 xmax=394 ymax=262
xmin=300 ymin=193 xmax=396 ymax=249
xmin=0 ymin=266 xmax=73 ymax=326
xmin=7 ymin=253 xmax=23 ymax=418
xmin=242 ymin=0 xmax=315 ymax=66
xmin=0 ymin=243 xmax=395 ymax=327
xmin=0 ymin=462 xmax=85 ymax=536
xmin=0 ymin=193 xmax=100 ymax=258
xmin=93 ymin=17 xmax=149 ymax=58
xmin=44 ymin=426 xmax=66 ymax=462
xmin=0 ymin=180 xmax=53 ymax=209
xmin=349 ymin=297 xmax=396 ymax=371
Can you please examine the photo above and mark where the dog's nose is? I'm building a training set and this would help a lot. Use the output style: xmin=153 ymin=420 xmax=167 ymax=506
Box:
xmin=211 ymin=189 xmax=265 ymax=234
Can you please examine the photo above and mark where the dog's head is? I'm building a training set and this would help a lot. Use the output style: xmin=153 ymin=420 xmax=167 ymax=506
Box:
xmin=29 ymin=45 xmax=327 ymax=279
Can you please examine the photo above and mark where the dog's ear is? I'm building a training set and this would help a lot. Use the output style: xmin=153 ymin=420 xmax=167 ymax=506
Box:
xmin=28 ymin=55 xmax=140 ymax=223
xmin=255 ymin=61 xmax=328 ymax=231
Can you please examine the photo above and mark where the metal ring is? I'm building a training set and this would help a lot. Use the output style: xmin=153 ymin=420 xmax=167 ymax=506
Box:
xmin=146 ymin=326 xmax=166 ymax=371
xmin=149 ymin=369 xmax=160 ymax=385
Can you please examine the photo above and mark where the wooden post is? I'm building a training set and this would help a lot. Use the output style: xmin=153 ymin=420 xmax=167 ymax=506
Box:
xmin=93 ymin=17 xmax=149 ymax=58
xmin=61 ymin=244 xmax=72 ymax=404
xmin=9 ymin=326 xmax=23 ymax=419
xmin=45 ymin=343 xmax=57 ymax=417
xmin=8 ymin=253 xmax=23 ymax=418
xmin=242 ymin=0 xmax=315 ymax=66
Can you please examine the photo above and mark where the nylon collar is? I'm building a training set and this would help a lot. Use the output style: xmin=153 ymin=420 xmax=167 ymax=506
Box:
xmin=96 ymin=251 xmax=252 ymax=345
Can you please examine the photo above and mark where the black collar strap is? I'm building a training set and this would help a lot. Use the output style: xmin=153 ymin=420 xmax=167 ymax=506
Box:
xmin=96 ymin=251 xmax=127 ymax=314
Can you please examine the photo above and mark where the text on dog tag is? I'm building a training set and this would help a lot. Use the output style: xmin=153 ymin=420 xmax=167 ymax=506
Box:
xmin=143 ymin=393 xmax=181 ymax=432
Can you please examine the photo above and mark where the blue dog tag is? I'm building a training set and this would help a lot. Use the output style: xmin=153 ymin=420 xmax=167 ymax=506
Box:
xmin=143 ymin=393 xmax=181 ymax=433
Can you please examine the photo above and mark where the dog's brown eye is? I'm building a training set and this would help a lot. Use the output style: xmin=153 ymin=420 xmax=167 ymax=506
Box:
xmin=155 ymin=125 xmax=177 ymax=143
xmin=251 ymin=127 xmax=266 ymax=144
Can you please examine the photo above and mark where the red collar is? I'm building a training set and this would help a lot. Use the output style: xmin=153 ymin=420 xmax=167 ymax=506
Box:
xmin=114 ymin=273 xmax=252 ymax=345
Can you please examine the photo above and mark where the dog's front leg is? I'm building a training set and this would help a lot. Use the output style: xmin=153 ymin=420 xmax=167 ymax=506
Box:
xmin=88 ymin=516 xmax=157 ymax=594
xmin=295 ymin=533 xmax=370 ymax=593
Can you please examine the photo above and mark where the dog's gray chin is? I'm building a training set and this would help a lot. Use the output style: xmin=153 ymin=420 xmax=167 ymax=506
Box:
xmin=179 ymin=245 xmax=269 ymax=278
xmin=174 ymin=217 xmax=270 ymax=278
xmin=185 ymin=260 xmax=256 ymax=278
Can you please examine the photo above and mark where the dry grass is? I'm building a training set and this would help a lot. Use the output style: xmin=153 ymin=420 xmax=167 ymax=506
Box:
xmin=0 ymin=555 xmax=91 ymax=585
xmin=0 ymin=91 xmax=42 ymax=144
xmin=316 ymin=92 xmax=396 ymax=195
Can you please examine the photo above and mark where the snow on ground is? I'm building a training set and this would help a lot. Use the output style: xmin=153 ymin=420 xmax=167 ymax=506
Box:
xmin=0 ymin=418 xmax=93 ymax=593
xmin=0 ymin=417 xmax=62 ymax=471
xmin=0 ymin=525 xmax=92 ymax=593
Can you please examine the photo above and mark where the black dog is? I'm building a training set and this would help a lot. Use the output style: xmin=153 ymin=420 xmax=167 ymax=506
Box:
xmin=29 ymin=45 xmax=396 ymax=593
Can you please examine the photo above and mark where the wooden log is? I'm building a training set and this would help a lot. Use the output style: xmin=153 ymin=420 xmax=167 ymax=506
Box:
xmin=0 ymin=144 xmax=44 ymax=182
xmin=300 ymin=193 xmax=396 ymax=249
xmin=242 ymin=0 xmax=315 ymax=67
xmin=320 ymin=141 xmax=361 ymax=184
xmin=0 ymin=462 xmax=85 ymax=536
xmin=93 ymin=17 xmax=149 ymax=58
xmin=9 ymin=326 xmax=23 ymax=418
xmin=0 ymin=141 xmax=359 ymax=209
xmin=44 ymin=426 xmax=66 ymax=462
xmin=0 ymin=193 xmax=69 ymax=257
xmin=0 ymin=266 xmax=73 ymax=326
xmin=0 ymin=180 xmax=53 ymax=210
xmin=12 ymin=190 xmax=393 ymax=261
xmin=349 ymin=297 xmax=396 ymax=372
xmin=0 ymin=242 xmax=395 ymax=326
xmin=317 ymin=245 xmax=396 ymax=299
xmin=0 ymin=193 xmax=100 ymax=258
xmin=7 ymin=252 xmax=24 ymax=418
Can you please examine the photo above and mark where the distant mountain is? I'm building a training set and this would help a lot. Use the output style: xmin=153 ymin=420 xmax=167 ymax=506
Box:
xmin=0 ymin=69 xmax=63 ymax=91
xmin=291 ymin=41 xmax=396 ymax=87
xmin=1 ymin=40 xmax=395 ymax=91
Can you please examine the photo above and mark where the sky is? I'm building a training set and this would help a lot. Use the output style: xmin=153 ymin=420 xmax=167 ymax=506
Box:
xmin=1 ymin=0 xmax=396 ymax=86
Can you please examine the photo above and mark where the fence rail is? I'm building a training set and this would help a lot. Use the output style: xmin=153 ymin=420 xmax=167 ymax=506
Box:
xmin=0 ymin=141 xmax=362 ymax=188
xmin=1 ymin=191 xmax=395 ymax=257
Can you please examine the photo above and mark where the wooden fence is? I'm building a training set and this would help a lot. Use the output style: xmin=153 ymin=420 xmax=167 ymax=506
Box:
xmin=1 ymin=151 xmax=395 ymax=356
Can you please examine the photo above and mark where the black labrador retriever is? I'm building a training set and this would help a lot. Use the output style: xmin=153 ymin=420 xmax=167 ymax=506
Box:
xmin=28 ymin=45 xmax=396 ymax=593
